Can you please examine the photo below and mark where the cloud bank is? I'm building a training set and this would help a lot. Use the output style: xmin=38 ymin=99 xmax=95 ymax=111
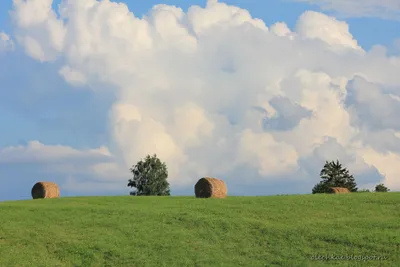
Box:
xmin=291 ymin=0 xmax=400 ymax=20
xmin=3 ymin=0 xmax=400 ymax=197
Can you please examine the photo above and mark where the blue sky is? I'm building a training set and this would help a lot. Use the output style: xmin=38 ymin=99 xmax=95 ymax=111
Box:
xmin=1 ymin=0 xmax=400 ymax=202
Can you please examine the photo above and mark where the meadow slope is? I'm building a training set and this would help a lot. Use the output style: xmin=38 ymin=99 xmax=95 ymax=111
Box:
xmin=0 ymin=193 xmax=399 ymax=267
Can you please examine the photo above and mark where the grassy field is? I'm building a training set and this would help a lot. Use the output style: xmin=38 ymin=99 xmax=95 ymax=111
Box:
xmin=0 ymin=193 xmax=399 ymax=267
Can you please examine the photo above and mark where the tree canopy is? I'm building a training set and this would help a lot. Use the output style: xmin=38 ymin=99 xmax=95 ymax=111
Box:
xmin=312 ymin=160 xmax=358 ymax=194
xmin=128 ymin=154 xmax=170 ymax=196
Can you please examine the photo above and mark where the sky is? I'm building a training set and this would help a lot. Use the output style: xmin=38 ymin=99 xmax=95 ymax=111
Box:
xmin=0 ymin=0 xmax=400 ymax=201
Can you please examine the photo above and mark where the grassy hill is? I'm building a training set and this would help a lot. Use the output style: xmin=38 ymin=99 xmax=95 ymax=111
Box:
xmin=0 ymin=193 xmax=399 ymax=267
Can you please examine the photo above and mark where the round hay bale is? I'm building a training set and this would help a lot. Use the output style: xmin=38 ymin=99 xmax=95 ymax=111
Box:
xmin=328 ymin=187 xmax=350 ymax=194
xmin=31 ymin=181 xmax=60 ymax=199
xmin=194 ymin=177 xmax=227 ymax=198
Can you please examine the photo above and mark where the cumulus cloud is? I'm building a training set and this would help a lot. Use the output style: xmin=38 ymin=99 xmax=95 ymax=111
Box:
xmin=345 ymin=76 xmax=400 ymax=131
xmin=264 ymin=96 xmax=313 ymax=131
xmin=290 ymin=0 xmax=400 ymax=20
xmin=295 ymin=11 xmax=362 ymax=51
xmin=0 ymin=32 xmax=14 ymax=53
xmin=11 ymin=0 xmax=65 ymax=61
xmin=6 ymin=0 xmax=400 ymax=195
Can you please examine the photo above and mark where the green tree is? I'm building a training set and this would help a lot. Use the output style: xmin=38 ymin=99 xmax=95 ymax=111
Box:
xmin=312 ymin=160 xmax=358 ymax=194
xmin=128 ymin=154 xmax=170 ymax=196
xmin=374 ymin=183 xmax=390 ymax=192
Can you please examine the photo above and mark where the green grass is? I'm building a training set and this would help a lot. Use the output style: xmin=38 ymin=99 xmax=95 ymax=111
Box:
xmin=0 ymin=193 xmax=399 ymax=267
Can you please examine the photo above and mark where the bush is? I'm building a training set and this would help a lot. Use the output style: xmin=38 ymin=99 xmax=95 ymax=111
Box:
xmin=375 ymin=183 xmax=390 ymax=192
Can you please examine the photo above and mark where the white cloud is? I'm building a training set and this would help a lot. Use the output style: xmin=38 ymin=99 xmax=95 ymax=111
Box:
xmin=0 ymin=32 xmax=14 ymax=53
xmin=11 ymin=0 xmax=65 ymax=61
xmin=59 ymin=65 xmax=87 ymax=86
xmin=7 ymin=0 xmax=400 ymax=194
xmin=238 ymin=129 xmax=299 ymax=176
xmin=295 ymin=11 xmax=362 ymax=51
xmin=0 ymin=141 xmax=112 ymax=164
xmin=270 ymin=22 xmax=294 ymax=39
xmin=291 ymin=0 xmax=400 ymax=20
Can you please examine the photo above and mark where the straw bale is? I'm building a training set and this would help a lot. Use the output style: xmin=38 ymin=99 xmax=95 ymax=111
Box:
xmin=328 ymin=187 xmax=350 ymax=194
xmin=31 ymin=181 xmax=60 ymax=199
xmin=194 ymin=177 xmax=227 ymax=198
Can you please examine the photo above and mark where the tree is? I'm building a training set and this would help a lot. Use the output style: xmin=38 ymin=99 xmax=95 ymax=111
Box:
xmin=375 ymin=183 xmax=390 ymax=192
xmin=312 ymin=160 xmax=358 ymax=194
xmin=127 ymin=154 xmax=170 ymax=196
